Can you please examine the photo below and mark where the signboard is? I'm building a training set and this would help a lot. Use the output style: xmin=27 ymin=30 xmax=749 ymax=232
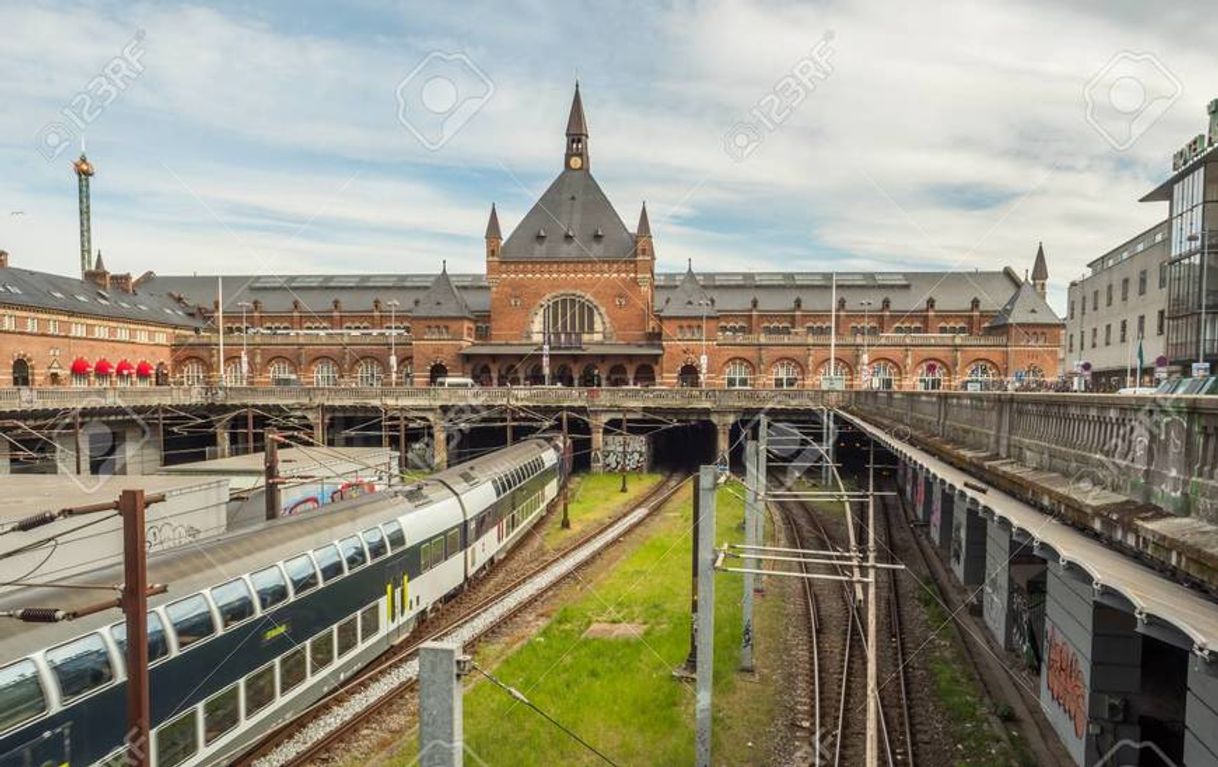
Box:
xmin=1193 ymin=362 xmax=1211 ymax=378
xmin=820 ymin=375 xmax=845 ymax=391
xmin=699 ymin=353 xmax=708 ymax=383
xmin=542 ymin=343 xmax=550 ymax=382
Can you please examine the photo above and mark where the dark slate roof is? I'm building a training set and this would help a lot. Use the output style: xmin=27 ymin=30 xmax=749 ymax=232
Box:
xmin=1031 ymin=242 xmax=1048 ymax=282
xmin=986 ymin=280 xmax=1064 ymax=327
xmin=144 ymin=267 xmax=1051 ymax=320
xmin=0 ymin=264 xmax=200 ymax=327
xmin=411 ymin=264 xmax=473 ymax=318
xmin=653 ymin=269 xmax=1029 ymax=314
xmin=142 ymin=273 xmax=492 ymax=316
xmin=658 ymin=263 xmax=717 ymax=317
xmin=497 ymin=169 xmax=635 ymax=260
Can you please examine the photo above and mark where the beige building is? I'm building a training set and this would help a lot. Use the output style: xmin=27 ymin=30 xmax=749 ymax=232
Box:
xmin=1066 ymin=220 xmax=1171 ymax=389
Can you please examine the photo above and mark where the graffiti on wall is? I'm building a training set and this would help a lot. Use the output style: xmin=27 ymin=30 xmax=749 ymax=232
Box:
xmin=603 ymin=435 xmax=649 ymax=473
xmin=146 ymin=521 xmax=203 ymax=551
xmin=1046 ymin=625 xmax=1088 ymax=739
xmin=931 ymin=485 xmax=942 ymax=535
xmin=914 ymin=476 xmax=925 ymax=520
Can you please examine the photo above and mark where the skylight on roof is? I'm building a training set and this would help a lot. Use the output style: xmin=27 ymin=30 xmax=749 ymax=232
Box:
xmin=74 ymin=294 xmax=89 ymax=302
xmin=48 ymin=289 xmax=65 ymax=299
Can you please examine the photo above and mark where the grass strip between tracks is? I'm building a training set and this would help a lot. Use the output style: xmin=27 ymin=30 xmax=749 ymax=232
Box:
xmin=384 ymin=479 xmax=783 ymax=766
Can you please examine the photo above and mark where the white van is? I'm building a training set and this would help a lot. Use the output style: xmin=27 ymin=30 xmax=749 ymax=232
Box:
xmin=435 ymin=376 xmax=476 ymax=388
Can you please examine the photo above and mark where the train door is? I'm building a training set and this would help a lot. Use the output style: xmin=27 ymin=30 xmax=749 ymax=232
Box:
xmin=387 ymin=562 xmax=409 ymax=642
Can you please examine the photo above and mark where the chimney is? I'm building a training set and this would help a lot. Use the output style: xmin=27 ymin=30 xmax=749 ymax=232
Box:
xmin=110 ymin=273 xmax=134 ymax=293
xmin=0 ymin=250 xmax=8 ymax=268
xmin=1209 ymin=98 xmax=1218 ymax=146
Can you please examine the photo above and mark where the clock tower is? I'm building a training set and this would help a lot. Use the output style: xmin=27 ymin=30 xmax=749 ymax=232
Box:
xmin=565 ymin=81 xmax=589 ymax=171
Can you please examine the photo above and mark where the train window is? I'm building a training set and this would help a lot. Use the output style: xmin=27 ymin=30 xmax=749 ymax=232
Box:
xmin=339 ymin=536 xmax=367 ymax=571
xmin=155 ymin=709 xmax=198 ymax=767
xmin=279 ymin=647 xmax=306 ymax=693
xmin=313 ymin=545 xmax=344 ymax=582
xmin=167 ymin=595 xmax=216 ymax=649
xmin=310 ymin=632 xmax=334 ymax=673
xmin=359 ymin=605 xmax=379 ymax=642
xmin=337 ymin=617 xmax=358 ymax=656
xmin=446 ymin=529 xmax=460 ymax=558
xmin=203 ymin=683 xmax=240 ymax=745
xmin=244 ymin=663 xmax=276 ymax=716
xmin=46 ymin=633 xmax=113 ymax=702
xmin=110 ymin=611 xmax=169 ymax=665
xmin=250 ymin=566 xmax=289 ymax=609
xmin=211 ymin=579 xmax=255 ymax=628
xmin=362 ymin=527 xmax=387 ymax=559
xmin=0 ymin=659 xmax=46 ymax=733
xmin=384 ymin=520 xmax=406 ymax=551
xmin=284 ymin=554 xmax=319 ymax=596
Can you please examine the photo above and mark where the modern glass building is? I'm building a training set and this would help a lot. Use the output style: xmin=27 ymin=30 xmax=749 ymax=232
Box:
xmin=1142 ymin=99 xmax=1218 ymax=371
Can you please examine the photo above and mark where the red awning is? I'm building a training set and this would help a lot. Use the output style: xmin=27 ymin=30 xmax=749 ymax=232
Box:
xmin=116 ymin=359 xmax=135 ymax=376
xmin=94 ymin=359 xmax=113 ymax=376
xmin=70 ymin=357 xmax=91 ymax=375
xmin=136 ymin=361 xmax=154 ymax=378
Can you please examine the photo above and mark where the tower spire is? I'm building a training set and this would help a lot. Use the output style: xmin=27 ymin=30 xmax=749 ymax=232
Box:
xmin=564 ymin=81 xmax=589 ymax=171
xmin=1031 ymin=241 xmax=1049 ymax=299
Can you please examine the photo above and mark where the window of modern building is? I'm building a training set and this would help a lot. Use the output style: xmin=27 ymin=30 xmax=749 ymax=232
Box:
xmin=1092 ymin=290 xmax=1099 ymax=311
xmin=1120 ymin=319 xmax=1127 ymax=343
xmin=1105 ymin=324 xmax=1112 ymax=346
xmin=1106 ymin=284 xmax=1113 ymax=306
xmin=1091 ymin=327 xmax=1098 ymax=348
xmin=1157 ymin=309 xmax=1166 ymax=336
xmin=1121 ymin=278 xmax=1129 ymax=301
xmin=1068 ymin=335 xmax=1074 ymax=353
xmin=1138 ymin=270 xmax=1148 ymax=296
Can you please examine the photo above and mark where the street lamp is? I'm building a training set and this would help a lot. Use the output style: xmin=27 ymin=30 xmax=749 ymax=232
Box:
xmin=1188 ymin=231 xmax=1212 ymax=375
xmin=386 ymin=299 xmax=401 ymax=386
xmin=236 ymin=301 xmax=252 ymax=386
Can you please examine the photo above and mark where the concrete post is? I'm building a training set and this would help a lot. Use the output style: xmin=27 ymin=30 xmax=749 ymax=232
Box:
xmin=741 ymin=440 xmax=758 ymax=672
xmin=712 ymin=413 xmax=733 ymax=470
xmin=214 ymin=414 xmax=233 ymax=459
xmin=419 ymin=641 xmax=464 ymax=767
xmin=431 ymin=414 xmax=448 ymax=471
xmin=695 ymin=464 xmax=717 ymax=767
xmin=0 ymin=435 xmax=11 ymax=475
xmin=589 ymin=412 xmax=605 ymax=474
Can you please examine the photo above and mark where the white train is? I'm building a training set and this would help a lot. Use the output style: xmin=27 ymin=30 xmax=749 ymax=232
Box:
xmin=0 ymin=435 xmax=568 ymax=767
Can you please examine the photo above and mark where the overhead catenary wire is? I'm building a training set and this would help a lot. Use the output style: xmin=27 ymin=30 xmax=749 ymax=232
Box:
xmin=471 ymin=661 xmax=622 ymax=767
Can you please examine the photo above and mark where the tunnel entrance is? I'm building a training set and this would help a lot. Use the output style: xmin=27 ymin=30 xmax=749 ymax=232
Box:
xmin=650 ymin=420 xmax=714 ymax=472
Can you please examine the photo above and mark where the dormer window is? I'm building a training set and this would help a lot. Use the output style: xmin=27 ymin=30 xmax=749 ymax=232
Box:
xmin=537 ymin=228 xmax=547 ymax=240
xmin=594 ymin=228 xmax=604 ymax=239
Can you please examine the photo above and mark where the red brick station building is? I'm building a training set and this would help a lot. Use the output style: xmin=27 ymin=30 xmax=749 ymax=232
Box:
xmin=0 ymin=86 xmax=1063 ymax=392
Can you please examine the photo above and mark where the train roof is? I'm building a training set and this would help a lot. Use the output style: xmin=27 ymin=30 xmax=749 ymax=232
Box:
xmin=0 ymin=436 xmax=559 ymax=662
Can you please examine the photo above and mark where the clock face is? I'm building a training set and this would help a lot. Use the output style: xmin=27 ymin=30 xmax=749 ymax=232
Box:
xmin=568 ymin=156 xmax=583 ymax=170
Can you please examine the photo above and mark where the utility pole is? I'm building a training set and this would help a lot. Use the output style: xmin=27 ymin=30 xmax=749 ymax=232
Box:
xmin=120 ymin=489 xmax=151 ymax=767
xmin=399 ymin=408 xmax=408 ymax=478
xmin=679 ymin=466 xmax=702 ymax=675
xmin=506 ymin=398 xmax=514 ymax=446
xmin=864 ymin=435 xmax=878 ymax=767
xmin=741 ymin=440 xmax=758 ymax=671
xmin=695 ymin=464 xmax=717 ymax=767
xmin=245 ymin=408 xmax=254 ymax=455
xmin=264 ymin=427 xmax=281 ymax=521
xmin=419 ymin=641 xmax=467 ymax=767
xmin=560 ymin=409 xmax=571 ymax=529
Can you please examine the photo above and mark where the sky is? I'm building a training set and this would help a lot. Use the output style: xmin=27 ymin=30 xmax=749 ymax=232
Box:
xmin=1 ymin=0 xmax=1215 ymax=315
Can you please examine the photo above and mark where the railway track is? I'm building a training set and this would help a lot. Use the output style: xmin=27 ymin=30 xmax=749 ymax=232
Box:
xmin=774 ymin=482 xmax=915 ymax=767
xmin=235 ymin=471 xmax=688 ymax=767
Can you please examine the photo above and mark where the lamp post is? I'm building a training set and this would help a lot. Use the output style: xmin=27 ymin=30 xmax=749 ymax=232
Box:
xmin=386 ymin=299 xmax=401 ymax=386
xmin=1188 ymin=231 xmax=1212 ymax=375
xmin=237 ymin=301 xmax=252 ymax=386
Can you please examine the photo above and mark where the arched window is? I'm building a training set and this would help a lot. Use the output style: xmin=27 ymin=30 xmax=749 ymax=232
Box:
xmin=678 ymin=363 xmax=700 ymax=388
xmin=473 ymin=364 xmax=493 ymax=386
xmin=724 ymin=360 xmax=752 ymax=389
xmin=554 ymin=364 xmax=574 ymax=387
xmin=580 ymin=364 xmax=600 ymax=387
xmin=356 ymin=358 xmax=383 ymax=387
xmin=428 ymin=362 xmax=449 ymax=385
xmin=633 ymin=364 xmax=656 ymax=387
xmin=12 ymin=358 xmax=30 ymax=387
xmin=870 ymin=361 xmax=897 ymax=390
xmin=223 ymin=359 xmax=246 ymax=386
xmin=772 ymin=360 xmax=801 ymax=389
xmin=314 ymin=359 xmax=339 ymax=387
xmin=267 ymin=358 xmax=296 ymax=386
xmin=180 ymin=360 xmax=208 ymax=386
xmin=967 ymin=361 xmax=997 ymax=379
xmin=533 ymin=294 xmax=604 ymax=345
xmin=917 ymin=361 xmax=946 ymax=391
xmin=400 ymin=359 xmax=413 ymax=386
xmin=607 ymin=364 xmax=629 ymax=387
xmin=526 ymin=364 xmax=545 ymax=386
xmin=964 ymin=361 xmax=999 ymax=391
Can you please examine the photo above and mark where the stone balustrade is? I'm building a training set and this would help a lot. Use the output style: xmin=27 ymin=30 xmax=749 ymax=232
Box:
xmin=852 ymin=390 xmax=1218 ymax=523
